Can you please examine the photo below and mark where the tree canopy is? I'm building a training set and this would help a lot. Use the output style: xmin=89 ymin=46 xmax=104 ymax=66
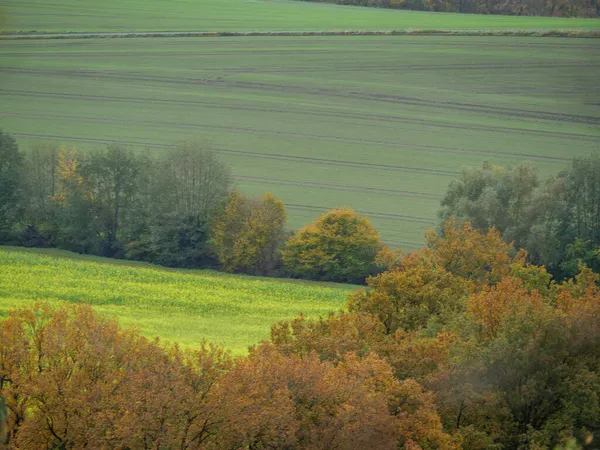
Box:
xmin=282 ymin=208 xmax=383 ymax=283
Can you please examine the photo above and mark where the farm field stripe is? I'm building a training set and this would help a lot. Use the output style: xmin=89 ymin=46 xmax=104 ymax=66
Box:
xmin=10 ymin=132 xmax=459 ymax=176
xmin=3 ymin=92 xmax=597 ymax=143
xmin=237 ymin=175 xmax=443 ymax=199
xmin=1 ymin=112 xmax=503 ymax=161
xmin=286 ymin=203 xmax=436 ymax=225
xmin=0 ymin=89 xmax=588 ymax=158
xmin=2 ymin=68 xmax=598 ymax=129
xmin=2 ymin=30 xmax=600 ymax=39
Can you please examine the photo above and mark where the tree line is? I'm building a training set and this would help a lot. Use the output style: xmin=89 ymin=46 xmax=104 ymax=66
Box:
xmin=1 ymin=222 xmax=598 ymax=448
xmin=294 ymin=0 xmax=599 ymax=17
xmin=0 ymin=130 xmax=383 ymax=284
xmin=1 ymin=130 xmax=599 ymax=284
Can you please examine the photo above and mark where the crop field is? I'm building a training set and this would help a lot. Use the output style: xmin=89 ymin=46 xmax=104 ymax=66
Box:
xmin=3 ymin=0 xmax=600 ymax=34
xmin=1 ymin=36 xmax=598 ymax=248
xmin=0 ymin=247 xmax=354 ymax=354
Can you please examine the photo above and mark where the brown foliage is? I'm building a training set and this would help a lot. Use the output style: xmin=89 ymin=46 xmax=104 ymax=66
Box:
xmin=0 ymin=303 xmax=231 ymax=449
xmin=426 ymin=219 xmax=527 ymax=286
xmin=350 ymin=251 xmax=472 ymax=333
xmin=467 ymin=277 xmax=545 ymax=338
xmin=216 ymin=343 xmax=456 ymax=449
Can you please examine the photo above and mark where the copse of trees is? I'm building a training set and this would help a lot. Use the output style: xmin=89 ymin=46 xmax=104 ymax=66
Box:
xmin=439 ymin=155 xmax=600 ymax=280
xmin=2 ymin=130 xmax=599 ymax=285
xmin=0 ymin=132 xmax=230 ymax=268
xmin=0 ymin=131 xmax=384 ymax=283
xmin=0 ymin=303 xmax=455 ymax=449
xmin=272 ymin=223 xmax=600 ymax=449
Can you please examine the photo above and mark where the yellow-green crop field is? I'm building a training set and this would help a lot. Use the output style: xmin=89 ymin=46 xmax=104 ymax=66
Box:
xmin=0 ymin=247 xmax=355 ymax=354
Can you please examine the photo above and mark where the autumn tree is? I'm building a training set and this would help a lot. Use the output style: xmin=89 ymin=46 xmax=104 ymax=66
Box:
xmin=0 ymin=303 xmax=232 ymax=449
xmin=426 ymin=219 xmax=526 ymax=286
xmin=283 ymin=208 xmax=383 ymax=284
xmin=349 ymin=251 xmax=472 ymax=334
xmin=211 ymin=191 xmax=287 ymax=275
xmin=215 ymin=343 xmax=457 ymax=450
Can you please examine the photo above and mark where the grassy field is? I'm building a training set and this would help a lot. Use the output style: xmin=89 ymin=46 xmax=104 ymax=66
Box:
xmin=3 ymin=0 xmax=599 ymax=33
xmin=1 ymin=36 xmax=598 ymax=248
xmin=0 ymin=247 xmax=354 ymax=354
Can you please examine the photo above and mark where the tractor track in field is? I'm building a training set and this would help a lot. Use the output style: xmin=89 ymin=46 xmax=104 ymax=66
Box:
xmin=0 ymin=89 xmax=576 ymax=162
xmin=2 ymin=67 xmax=599 ymax=129
xmin=9 ymin=132 xmax=459 ymax=177
xmin=284 ymin=203 xmax=436 ymax=225
xmin=2 ymin=111 xmax=579 ymax=164
xmin=236 ymin=175 xmax=443 ymax=199
xmin=0 ymin=111 xmax=469 ymax=158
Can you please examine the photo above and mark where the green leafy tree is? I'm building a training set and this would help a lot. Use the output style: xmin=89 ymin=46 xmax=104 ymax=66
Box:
xmin=0 ymin=130 xmax=24 ymax=241
xmin=282 ymin=208 xmax=383 ymax=283
xmin=525 ymin=153 xmax=600 ymax=278
xmin=87 ymin=144 xmax=139 ymax=256
xmin=125 ymin=141 xmax=232 ymax=268
xmin=20 ymin=142 xmax=59 ymax=246
xmin=438 ymin=161 xmax=539 ymax=251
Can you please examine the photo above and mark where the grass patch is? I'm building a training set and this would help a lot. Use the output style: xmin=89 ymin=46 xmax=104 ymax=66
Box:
xmin=0 ymin=247 xmax=355 ymax=354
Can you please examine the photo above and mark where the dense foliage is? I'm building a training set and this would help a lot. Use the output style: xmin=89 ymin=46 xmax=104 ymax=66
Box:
xmin=439 ymin=156 xmax=600 ymax=280
xmin=0 ymin=131 xmax=383 ymax=283
xmin=272 ymin=223 xmax=600 ymax=449
xmin=0 ymin=303 xmax=455 ymax=449
xmin=282 ymin=208 xmax=383 ymax=283
xmin=211 ymin=192 xmax=287 ymax=276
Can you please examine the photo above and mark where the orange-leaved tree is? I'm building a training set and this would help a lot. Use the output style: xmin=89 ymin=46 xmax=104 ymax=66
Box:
xmin=0 ymin=303 xmax=231 ymax=449
xmin=426 ymin=218 xmax=527 ymax=286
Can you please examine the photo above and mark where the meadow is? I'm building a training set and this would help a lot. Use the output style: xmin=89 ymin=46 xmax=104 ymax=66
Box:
xmin=3 ymin=0 xmax=600 ymax=34
xmin=0 ymin=247 xmax=355 ymax=354
xmin=1 ymin=36 xmax=598 ymax=248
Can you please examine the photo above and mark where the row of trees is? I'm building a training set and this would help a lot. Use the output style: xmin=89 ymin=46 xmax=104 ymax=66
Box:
xmin=438 ymin=156 xmax=600 ymax=280
xmin=1 ymin=222 xmax=598 ymax=448
xmin=296 ymin=0 xmax=599 ymax=17
xmin=0 ymin=130 xmax=383 ymax=284
xmin=1 ymin=130 xmax=599 ymax=283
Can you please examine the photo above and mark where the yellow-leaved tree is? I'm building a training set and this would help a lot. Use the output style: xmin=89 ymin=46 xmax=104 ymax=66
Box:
xmin=282 ymin=208 xmax=382 ymax=284
xmin=210 ymin=191 xmax=286 ymax=275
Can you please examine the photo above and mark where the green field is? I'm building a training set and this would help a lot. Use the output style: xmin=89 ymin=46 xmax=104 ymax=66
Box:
xmin=1 ymin=36 xmax=598 ymax=248
xmin=0 ymin=247 xmax=354 ymax=354
xmin=3 ymin=0 xmax=599 ymax=33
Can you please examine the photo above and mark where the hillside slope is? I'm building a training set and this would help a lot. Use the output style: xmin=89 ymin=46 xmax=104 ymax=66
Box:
xmin=0 ymin=247 xmax=354 ymax=354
